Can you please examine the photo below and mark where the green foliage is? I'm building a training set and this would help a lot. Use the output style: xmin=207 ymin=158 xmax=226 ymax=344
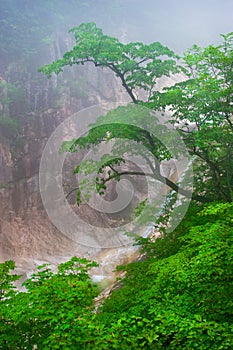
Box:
xmin=0 ymin=79 xmax=27 ymax=141
xmin=0 ymin=80 xmax=27 ymax=118
xmin=0 ymin=0 xmax=50 ymax=63
xmin=40 ymin=22 xmax=179 ymax=103
xmin=0 ymin=260 xmax=20 ymax=300
xmin=97 ymin=202 xmax=233 ymax=349
xmin=61 ymin=104 xmax=190 ymax=206
xmin=1 ymin=22 xmax=231 ymax=348
xmin=0 ymin=1 xmax=86 ymax=64
xmin=0 ymin=204 xmax=233 ymax=348
xmin=134 ymin=198 xmax=149 ymax=218
xmin=0 ymin=115 xmax=20 ymax=137
xmin=0 ymin=1 xmax=144 ymax=66
xmin=0 ymin=257 xmax=99 ymax=349
xmin=40 ymin=24 xmax=233 ymax=205
xmin=0 ymin=261 xmax=21 ymax=348
xmin=151 ymin=32 xmax=233 ymax=202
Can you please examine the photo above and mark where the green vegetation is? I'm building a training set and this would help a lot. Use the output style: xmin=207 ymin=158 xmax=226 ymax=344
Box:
xmin=40 ymin=22 xmax=179 ymax=104
xmin=40 ymin=24 xmax=233 ymax=204
xmin=0 ymin=80 xmax=26 ymax=125
xmin=0 ymin=203 xmax=233 ymax=349
xmin=97 ymin=202 xmax=233 ymax=349
xmin=0 ymin=115 xmax=20 ymax=137
xmin=151 ymin=32 xmax=233 ymax=202
xmin=0 ymin=23 xmax=232 ymax=349
xmin=0 ymin=258 xmax=99 ymax=349
xmin=0 ymin=1 xmax=132 ymax=66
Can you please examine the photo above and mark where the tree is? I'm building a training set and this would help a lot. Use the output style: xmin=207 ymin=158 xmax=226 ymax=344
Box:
xmin=40 ymin=22 xmax=199 ymax=208
xmin=40 ymin=23 xmax=233 ymax=206
xmin=151 ymin=32 xmax=233 ymax=202
xmin=39 ymin=22 xmax=179 ymax=104
xmin=0 ymin=260 xmax=20 ymax=301
xmin=0 ymin=257 xmax=99 ymax=349
xmin=0 ymin=261 xmax=21 ymax=348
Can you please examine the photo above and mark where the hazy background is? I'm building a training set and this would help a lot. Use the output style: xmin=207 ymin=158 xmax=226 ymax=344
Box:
xmin=0 ymin=0 xmax=232 ymax=273
xmin=110 ymin=0 xmax=233 ymax=52
xmin=1 ymin=0 xmax=232 ymax=63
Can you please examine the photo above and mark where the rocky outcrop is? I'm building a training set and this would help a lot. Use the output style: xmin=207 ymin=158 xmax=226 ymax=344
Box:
xmin=0 ymin=32 xmax=186 ymax=285
xmin=0 ymin=33 xmax=132 ymax=278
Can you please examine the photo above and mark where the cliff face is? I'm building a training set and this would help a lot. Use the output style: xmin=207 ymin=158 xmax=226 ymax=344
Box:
xmin=0 ymin=35 xmax=131 ymax=278
xmin=0 ymin=2 xmax=184 ymax=286
xmin=0 ymin=32 xmax=183 ymax=283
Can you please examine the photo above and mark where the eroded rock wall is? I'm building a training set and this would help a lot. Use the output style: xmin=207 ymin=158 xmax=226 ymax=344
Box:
xmin=0 ymin=36 xmax=183 ymax=282
xmin=0 ymin=36 xmax=129 ymax=276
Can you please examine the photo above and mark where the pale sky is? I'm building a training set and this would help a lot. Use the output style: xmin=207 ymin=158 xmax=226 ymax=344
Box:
xmin=86 ymin=0 xmax=233 ymax=53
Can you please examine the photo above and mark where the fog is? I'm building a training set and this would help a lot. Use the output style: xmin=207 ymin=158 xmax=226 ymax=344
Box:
xmin=110 ymin=0 xmax=233 ymax=52
xmin=0 ymin=0 xmax=232 ymax=288
xmin=1 ymin=0 xmax=232 ymax=63
xmin=66 ymin=0 xmax=233 ymax=52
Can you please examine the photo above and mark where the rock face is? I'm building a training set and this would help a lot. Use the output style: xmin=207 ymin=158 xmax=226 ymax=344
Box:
xmin=0 ymin=33 xmax=133 ymax=279
xmin=0 ymin=37 xmax=184 ymax=283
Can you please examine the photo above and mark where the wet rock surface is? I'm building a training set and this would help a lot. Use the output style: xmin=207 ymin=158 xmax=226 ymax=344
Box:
xmin=0 ymin=37 xmax=182 ymax=284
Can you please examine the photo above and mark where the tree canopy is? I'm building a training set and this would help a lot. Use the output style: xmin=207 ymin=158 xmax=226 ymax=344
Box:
xmin=40 ymin=22 xmax=180 ymax=104
xmin=1 ymin=22 xmax=233 ymax=350
xmin=40 ymin=24 xmax=233 ymax=205
xmin=151 ymin=32 xmax=233 ymax=202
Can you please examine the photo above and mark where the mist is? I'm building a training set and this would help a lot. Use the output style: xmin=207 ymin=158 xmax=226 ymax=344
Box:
xmin=110 ymin=0 xmax=233 ymax=52
xmin=1 ymin=0 xmax=232 ymax=64
xmin=60 ymin=0 xmax=233 ymax=53
xmin=0 ymin=0 xmax=232 ymax=271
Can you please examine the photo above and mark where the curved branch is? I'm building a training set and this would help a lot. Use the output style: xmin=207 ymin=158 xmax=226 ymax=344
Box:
xmin=101 ymin=170 xmax=209 ymax=203
xmin=65 ymin=187 xmax=79 ymax=199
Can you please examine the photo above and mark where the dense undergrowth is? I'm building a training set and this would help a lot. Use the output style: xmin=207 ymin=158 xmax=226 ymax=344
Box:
xmin=0 ymin=201 xmax=233 ymax=349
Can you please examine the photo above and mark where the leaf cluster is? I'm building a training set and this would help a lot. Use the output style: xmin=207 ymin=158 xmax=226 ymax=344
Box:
xmin=96 ymin=202 xmax=233 ymax=349
xmin=1 ymin=203 xmax=232 ymax=349
xmin=40 ymin=22 xmax=179 ymax=103
xmin=150 ymin=33 xmax=233 ymax=202
xmin=0 ymin=257 xmax=99 ymax=349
